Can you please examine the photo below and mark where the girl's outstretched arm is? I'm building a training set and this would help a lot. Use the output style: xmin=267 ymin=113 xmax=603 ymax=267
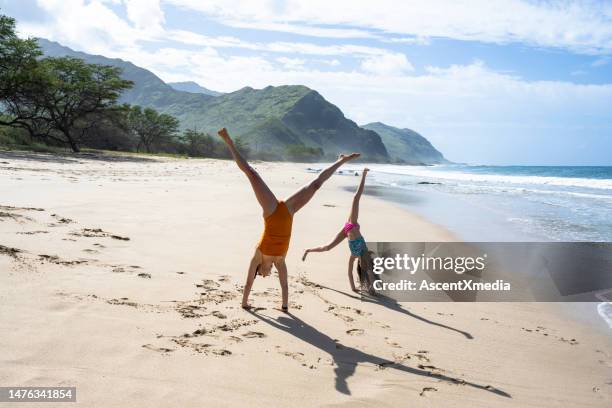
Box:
xmin=302 ymin=229 xmax=346 ymax=261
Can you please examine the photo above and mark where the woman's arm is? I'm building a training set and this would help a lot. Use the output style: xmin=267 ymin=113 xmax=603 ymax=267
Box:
xmin=302 ymin=229 xmax=346 ymax=261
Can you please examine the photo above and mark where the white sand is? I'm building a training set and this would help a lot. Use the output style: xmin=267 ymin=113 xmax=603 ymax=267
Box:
xmin=0 ymin=152 xmax=610 ymax=407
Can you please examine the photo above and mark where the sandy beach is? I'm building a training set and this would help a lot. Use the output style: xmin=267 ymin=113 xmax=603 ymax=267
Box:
xmin=1 ymin=151 xmax=610 ymax=407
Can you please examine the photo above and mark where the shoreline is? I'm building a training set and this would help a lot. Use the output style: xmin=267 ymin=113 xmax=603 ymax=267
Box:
xmin=1 ymin=152 xmax=610 ymax=407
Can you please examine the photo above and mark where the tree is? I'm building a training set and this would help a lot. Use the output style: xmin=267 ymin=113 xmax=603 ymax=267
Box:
xmin=0 ymin=14 xmax=48 ymax=139
xmin=285 ymin=144 xmax=324 ymax=162
xmin=127 ymin=106 xmax=180 ymax=153
xmin=79 ymin=103 xmax=135 ymax=151
xmin=180 ymin=128 xmax=216 ymax=157
xmin=25 ymin=57 xmax=133 ymax=152
xmin=234 ymin=136 xmax=251 ymax=158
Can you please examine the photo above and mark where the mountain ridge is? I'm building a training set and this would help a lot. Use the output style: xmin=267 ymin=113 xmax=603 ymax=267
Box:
xmin=362 ymin=122 xmax=447 ymax=164
xmin=36 ymin=39 xmax=444 ymax=163
xmin=168 ymin=81 xmax=223 ymax=96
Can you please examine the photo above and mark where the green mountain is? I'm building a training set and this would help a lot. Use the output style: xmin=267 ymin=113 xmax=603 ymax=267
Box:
xmin=38 ymin=39 xmax=388 ymax=161
xmin=168 ymin=81 xmax=222 ymax=96
xmin=362 ymin=122 xmax=447 ymax=164
xmin=37 ymin=39 xmax=447 ymax=163
xmin=37 ymin=39 xmax=214 ymax=111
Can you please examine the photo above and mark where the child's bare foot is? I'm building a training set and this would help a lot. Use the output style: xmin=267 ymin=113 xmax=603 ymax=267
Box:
xmin=339 ymin=153 xmax=360 ymax=162
xmin=281 ymin=304 xmax=288 ymax=313
xmin=363 ymin=167 xmax=370 ymax=174
xmin=241 ymin=303 xmax=253 ymax=310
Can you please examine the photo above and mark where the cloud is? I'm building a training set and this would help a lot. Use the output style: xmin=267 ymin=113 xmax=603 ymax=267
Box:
xmin=276 ymin=56 xmax=306 ymax=70
xmin=360 ymin=53 xmax=413 ymax=75
xmin=124 ymin=0 xmax=165 ymax=32
xmin=10 ymin=0 xmax=612 ymax=163
xmin=165 ymin=0 xmax=612 ymax=55
xmin=18 ymin=0 xmax=163 ymax=55
xmin=592 ymin=57 xmax=611 ymax=67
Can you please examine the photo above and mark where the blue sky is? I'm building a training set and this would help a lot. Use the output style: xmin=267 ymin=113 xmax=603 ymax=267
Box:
xmin=2 ymin=0 xmax=612 ymax=165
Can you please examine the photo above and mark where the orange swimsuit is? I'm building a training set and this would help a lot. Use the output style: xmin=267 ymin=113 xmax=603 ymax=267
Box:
xmin=258 ymin=201 xmax=293 ymax=256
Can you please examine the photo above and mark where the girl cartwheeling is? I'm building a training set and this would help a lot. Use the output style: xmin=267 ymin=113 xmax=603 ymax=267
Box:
xmin=302 ymin=168 xmax=376 ymax=293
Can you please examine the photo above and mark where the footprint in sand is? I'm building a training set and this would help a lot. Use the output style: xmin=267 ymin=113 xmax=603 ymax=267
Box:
xmin=419 ymin=387 xmax=437 ymax=397
xmin=137 ymin=273 xmax=152 ymax=279
xmin=38 ymin=254 xmax=88 ymax=266
xmin=142 ymin=344 xmax=174 ymax=353
xmin=51 ymin=214 xmax=74 ymax=224
xmin=242 ymin=331 xmax=266 ymax=339
xmin=385 ymin=337 xmax=402 ymax=348
xmin=17 ymin=230 xmax=49 ymax=235
xmin=176 ymin=304 xmax=205 ymax=318
xmin=346 ymin=328 xmax=364 ymax=336
xmin=71 ymin=228 xmax=129 ymax=241
xmin=107 ymin=298 xmax=139 ymax=308
xmin=211 ymin=310 xmax=227 ymax=319
xmin=0 ymin=245 xmax=22 ymax=258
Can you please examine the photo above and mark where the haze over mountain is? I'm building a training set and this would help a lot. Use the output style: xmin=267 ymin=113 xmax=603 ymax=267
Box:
xmin=168 ymin=81 xmax=223 ymax=96
xmin=37 ymin=39 xmax=445 ymax=163
xmin=362 ymin=122 xmax=447 ymax=164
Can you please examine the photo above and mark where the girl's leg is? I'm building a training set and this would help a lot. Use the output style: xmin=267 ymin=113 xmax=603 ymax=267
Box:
xmin=218 ymin=128 xmax=277 ymax=216
xmin=349 ymin=168 xmax=368 ymax=224
xmin=275 ymin=258 xmax=289 ymax=310
xmin=241 ymin=251 xmax=261 ymax=308
xmin=286 ymin=153 xmax=360 ymax=214
xmin=348 ymin=256 xmax=358 ymax=292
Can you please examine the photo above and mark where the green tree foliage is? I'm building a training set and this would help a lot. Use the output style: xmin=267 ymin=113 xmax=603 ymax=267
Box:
xmin=25 ymin=57 xmax=133 ymax=152
xmin=285 ymin=144 xmax=324 ymax=162
xmin=0 ymin=14 xmax=133 ymax=152
xmin=179 ymin=128 xmax=218 ymax=157
xmin=234 ymin=136 xmax=251 ymax=159
xmin=0 ymin=14 xmax=47 ymax=136
xmin=127 ymin=105 xmax=180 ymax=153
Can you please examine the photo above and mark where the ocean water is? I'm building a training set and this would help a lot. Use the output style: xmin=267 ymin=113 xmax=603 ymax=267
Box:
xmin=351 ymin=164 xmax=612 ymax=242
xmin=334 ymin=163 xmax=612 ymax=330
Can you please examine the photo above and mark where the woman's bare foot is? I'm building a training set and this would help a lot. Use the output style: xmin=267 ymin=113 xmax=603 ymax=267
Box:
xmin=241 ymin=303 xmax=253 ymax=310
xmin=339 ymin=153 xmax=360 ymax=162
xmin=217 ymin=127 xmax=231 ymax=142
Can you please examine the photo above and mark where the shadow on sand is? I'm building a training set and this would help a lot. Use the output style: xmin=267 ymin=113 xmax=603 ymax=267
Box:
xmin=248 ymin=310 xmax=510 ymax=398
xmin=316 ymin=284 xmax=474 ymax=340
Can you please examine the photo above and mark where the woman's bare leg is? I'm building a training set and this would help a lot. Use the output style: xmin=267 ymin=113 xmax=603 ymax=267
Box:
xmin=241 ymin=251 xmax=261 ymax=308
xmin=286 ymin=153 xmax=360 ymax=214
xmin=349 ymin=168 xmax=368 ymax=223
xmin=275 ymin=258 xmax=289 ymax=310
xmin=218 ymin=128 xmax=277 ymax=216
